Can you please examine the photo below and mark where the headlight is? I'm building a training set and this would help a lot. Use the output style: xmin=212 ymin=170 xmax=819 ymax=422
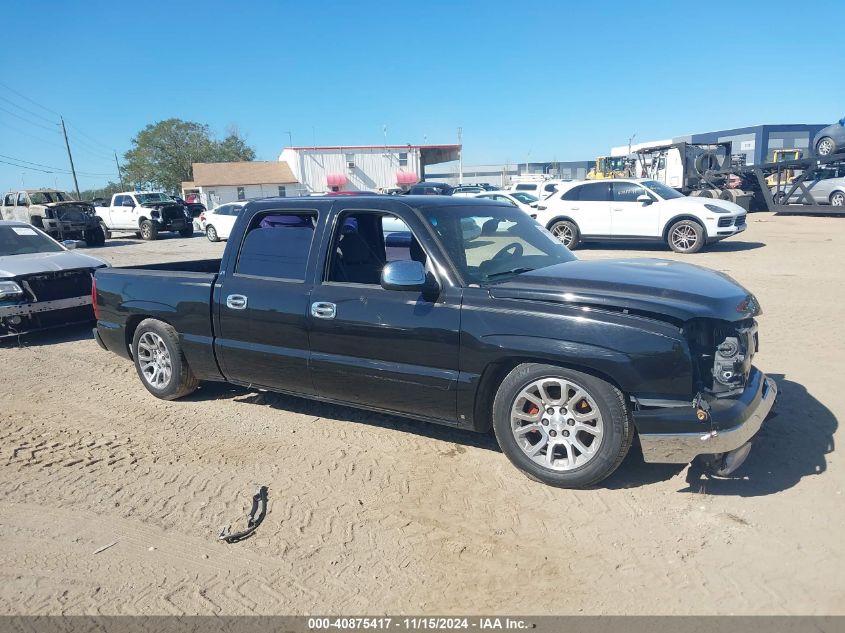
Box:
xmin=0 ymin=281 xmax=24 ymax=300
xmin=704 ymin=203 xmax=731 ymax=214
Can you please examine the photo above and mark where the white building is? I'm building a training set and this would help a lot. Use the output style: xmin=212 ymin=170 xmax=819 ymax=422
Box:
xmin=278 ymin=144 xmax=460 ymax=193
xmin=182 ymin=161 xmax=304 ymax=208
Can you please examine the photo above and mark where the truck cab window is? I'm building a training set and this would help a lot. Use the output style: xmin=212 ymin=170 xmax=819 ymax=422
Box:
xmin=327 ymin=212 xmax=426 ymax=285
xmin=236 ymin=212 xmax=317 ymax=281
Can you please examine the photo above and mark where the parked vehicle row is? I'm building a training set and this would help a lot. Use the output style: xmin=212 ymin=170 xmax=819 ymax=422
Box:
xmin=92 ymin=195 xmax=777 ymax=488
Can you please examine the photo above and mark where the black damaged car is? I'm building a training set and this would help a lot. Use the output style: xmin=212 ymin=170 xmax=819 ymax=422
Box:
xmin=92 ymin=196 xmax=777 ymax=488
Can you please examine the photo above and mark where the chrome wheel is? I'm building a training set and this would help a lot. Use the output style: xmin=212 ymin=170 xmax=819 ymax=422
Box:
xmin=206 ymin=225 xmax=218 ymax=241
xmin=510 ymin=377 xmax=604 ymax=471
xmin=831 ymin=192 xmax=845 ymax=206
xmin=671 ymin=224 xmax=698 ymax=251
xmin=136 ymin=331 xmax=172 ymax=389
xmin=551 ymin=222 xmax=573 ymax=246
xmin=817 ymin=137 xmax=835 ymax=156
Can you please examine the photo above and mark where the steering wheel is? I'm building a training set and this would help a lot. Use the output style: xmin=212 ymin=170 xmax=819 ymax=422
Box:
xmin=492 ymin=241 xmax=523 ymax=260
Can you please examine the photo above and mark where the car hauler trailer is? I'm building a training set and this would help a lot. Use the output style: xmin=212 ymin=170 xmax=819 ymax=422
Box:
xmin=635 ymin=142 xmax=845 ymax=215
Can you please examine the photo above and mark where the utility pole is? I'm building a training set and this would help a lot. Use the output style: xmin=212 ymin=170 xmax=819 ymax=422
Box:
xmin=628 ymin=132 xmax=637 ymax=155
xmin=286 ymin=130 xmax=293 ymax=147
xmin=60 ymin=117 xmax=81 ymax=200
xmin=114 ymin=151 xmax=124 ymax=188
xmin=457 ymin=127 xmax=463 ymax=185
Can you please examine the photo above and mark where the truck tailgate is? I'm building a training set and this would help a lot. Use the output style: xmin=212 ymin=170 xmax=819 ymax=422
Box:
xmin=94 ymin=267 xmax=221 ymax=380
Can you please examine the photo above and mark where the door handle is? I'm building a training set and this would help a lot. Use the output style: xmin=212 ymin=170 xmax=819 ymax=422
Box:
xmin=310 ymin=301 xmax=336 ymax=319
xmin=569 ymin=207 xmax=580 ymax=210
xmin=612 ymin=207 xmax=624 ymax=211
xmin=226 ymin=294 xmax=248 ymax=310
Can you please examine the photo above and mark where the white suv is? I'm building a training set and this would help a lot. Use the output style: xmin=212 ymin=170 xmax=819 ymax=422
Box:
xmin=535 ymin=179 xmax=747 ymax=254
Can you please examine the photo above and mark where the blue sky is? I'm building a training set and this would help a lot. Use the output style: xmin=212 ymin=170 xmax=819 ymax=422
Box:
xmin=2 ymin=0 xmax=843 ymax=192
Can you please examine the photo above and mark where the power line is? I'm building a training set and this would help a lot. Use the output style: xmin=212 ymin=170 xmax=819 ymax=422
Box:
xmin=0 ymin=119 xmax=65 ymax=150
xmin=66 ymin=121 xmax=115 ymax=151
xmin=0 ymin=104 xmax=60 ymax=133
xmin=0 ymin=158 xmax=64 ymax=174
xmin=0 ymin=153 xmax=113 ymax=176
xmin=0 ymin=81 xmax=61 ymax=117
xmin=0 ymin=94 xmax=58 ymax=124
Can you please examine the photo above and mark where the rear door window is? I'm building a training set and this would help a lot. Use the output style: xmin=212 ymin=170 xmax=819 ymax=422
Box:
xmin=236 ymin=212 xmax=317 ymax=281
xmin=576 ymin=183 xmax=611 ymax=201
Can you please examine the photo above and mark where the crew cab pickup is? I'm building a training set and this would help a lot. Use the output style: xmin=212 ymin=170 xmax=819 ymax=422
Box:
xmin=93 ymin=196 xmax=777 ymax=487
xmin=95 ymin=192 xmax=193 ymax=240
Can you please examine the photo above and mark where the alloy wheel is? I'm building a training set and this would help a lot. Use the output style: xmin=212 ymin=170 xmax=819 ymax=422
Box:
xmin=817 ymin=138 xmax=834 ymax=156
xmin=831 ymin=192 xmax=845 ymax=206
xmin=510 ymin=377 xmax=604 ymax=471
xmin=136 ymin=331 xmax=172 ymax=389
xmin=671 ymin=225 xmax=698 ymax=251
xmin=551 ymin=223 xmax=573 ymax=246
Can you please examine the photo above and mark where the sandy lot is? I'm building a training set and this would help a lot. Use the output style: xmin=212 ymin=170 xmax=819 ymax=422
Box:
xmin=1 ymin=216 xmax=842 ymax=615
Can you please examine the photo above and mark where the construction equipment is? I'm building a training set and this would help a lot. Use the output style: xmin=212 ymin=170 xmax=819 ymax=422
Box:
xmin=586 ymin=156 xmax=634 ymax=179
xmin=765 ymin=149 xmax=803 ymax=188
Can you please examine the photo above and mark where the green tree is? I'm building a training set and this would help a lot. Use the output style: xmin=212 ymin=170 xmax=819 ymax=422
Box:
xmin=122 ymin=119 xmax=255 ymax=193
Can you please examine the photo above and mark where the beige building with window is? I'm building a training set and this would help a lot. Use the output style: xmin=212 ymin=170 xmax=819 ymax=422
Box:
xmin=182 ymin=161 xmax=304 ymax=208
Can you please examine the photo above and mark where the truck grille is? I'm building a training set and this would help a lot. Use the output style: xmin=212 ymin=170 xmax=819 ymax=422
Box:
xmin=718 ymin=217 xmax=734 ymax=227
xmin=19 ymin=269 xmax=92 ymax=302
xmin=161 ymin=204 xmax=186 ymax=222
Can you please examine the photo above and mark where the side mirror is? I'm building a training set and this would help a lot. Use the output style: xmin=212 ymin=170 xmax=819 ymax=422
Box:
xmin=124 ymin=200 xmax=136 ymax=208
xmin=380 ymin=260 xmax=427 ymax=292
xmin=636 ymin=194 xmax=653 ymax=205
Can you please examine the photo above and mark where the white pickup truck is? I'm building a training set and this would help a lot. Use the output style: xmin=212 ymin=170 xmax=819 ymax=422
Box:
xmin=95 ymin=192 xmax=193 ymax=240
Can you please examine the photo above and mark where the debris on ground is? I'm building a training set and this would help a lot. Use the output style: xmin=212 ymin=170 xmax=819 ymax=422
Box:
xmin=219 ymin=486 xmax=269 ymax=544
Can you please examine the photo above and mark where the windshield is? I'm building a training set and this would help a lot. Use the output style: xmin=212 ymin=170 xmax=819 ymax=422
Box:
xmin=28 ymin=191 xmax=69 ymax=204
xmin=422 ymin=204 xmax=577 ymax=284
xmin=0 ymin=225 xmax=63 ymax=256
xmin=642 ymin=180 xmax=684 ymax=200
xmin=510 ymin=192 xmax=538 ymax=204
xmin=136 ymin=193 xmax=172 ymax=204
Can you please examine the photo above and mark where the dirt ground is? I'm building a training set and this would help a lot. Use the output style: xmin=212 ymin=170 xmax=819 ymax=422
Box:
xmin=1 ymin=216 xmax=843 ymax=615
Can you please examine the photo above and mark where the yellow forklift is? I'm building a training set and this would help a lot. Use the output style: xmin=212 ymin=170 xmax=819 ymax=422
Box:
xmin=765 ymin=149 xmax=803 ymax=187
xmin=586 ymin=156 xmax=634 ymax=180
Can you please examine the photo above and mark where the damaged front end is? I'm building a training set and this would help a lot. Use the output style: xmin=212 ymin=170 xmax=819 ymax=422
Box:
xmin=40 ymin=202 xmax=99 ymax=238
xmin=636 ymin=312 xmax=778 ymax=475
xmin=0 ymin=269 xmax=94 ymax=338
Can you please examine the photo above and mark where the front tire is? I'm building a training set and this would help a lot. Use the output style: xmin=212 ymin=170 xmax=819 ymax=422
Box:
xmin=667 ymin=219 xmax=705 ymax=254
xmin=139 ymin=220 xmax=158 ymax=241
xmin=816 ymin=137 xmax=836 ymax=156
xmin=205 ymin=225 xmax=219 ymax=242
xmin=179 ymin=226 xmax=194 ymax=238
xmin=132 ymin=319 xmax=199 ymax=400
xmin=492 ymin=363 xmax=633 ymax=488
xmin=548 ymin=219 xmax=580 ymax=249
xmin=99 ymin=220 xmax=111 ymax=240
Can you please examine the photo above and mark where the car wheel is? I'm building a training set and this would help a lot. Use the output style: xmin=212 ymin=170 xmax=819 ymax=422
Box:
xmin=179 ymin=226 xmax=194 ymax=238
xmin=816 ymin=137 xmax=836 ymax=156
xmin=85 ymin=226 xmax=106 ymax=246
xmin=830 ymin=191 xmax=845 ymax=206
xmin=99 ymin=220 xmax=111 ymax=240
xmin=548 ymin=219 xmax=580 ymax=249
xmin=132 ymin=319 xmax=199 ymax=400
xmin=667 ymin=219 xmax=705 ymax=254
xmin=205 ymin=225 xmax=219 ymax=242
xmin=492 ymin=363 xmax=633 ymax=488
xmin=773 ymin=191 xmax=787 ymax=205
xmin=139 ymin=219 xmax=158 ymax=241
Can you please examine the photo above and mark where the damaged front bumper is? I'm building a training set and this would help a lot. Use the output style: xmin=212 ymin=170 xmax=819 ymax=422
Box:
xmin=0 ymin=295 xmax=93 ymax=337
xmin=637 ymin=367 xmax=778 ymax=465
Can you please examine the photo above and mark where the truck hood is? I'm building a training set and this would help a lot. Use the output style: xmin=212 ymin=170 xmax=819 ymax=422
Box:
xmin=0 ymin=251 xmax=107 ymax=278
xmin=488 ymin=258 xmax=760 ymax=322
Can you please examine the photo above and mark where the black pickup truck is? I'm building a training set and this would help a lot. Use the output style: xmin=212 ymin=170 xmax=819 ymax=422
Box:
xmin=93 ymin=195 xmax=777 ymax=488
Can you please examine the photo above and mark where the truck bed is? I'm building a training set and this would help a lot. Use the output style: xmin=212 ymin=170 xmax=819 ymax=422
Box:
xmin=93 ymin=260 xmax=223 ymax=380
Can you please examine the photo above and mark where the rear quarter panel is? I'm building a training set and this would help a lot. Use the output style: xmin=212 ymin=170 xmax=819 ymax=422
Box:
xmin=94 ymin=268 xmax=222 ymax=380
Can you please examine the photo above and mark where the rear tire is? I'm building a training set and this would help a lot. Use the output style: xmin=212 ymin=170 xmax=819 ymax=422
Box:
xmin=132 ymin=319 xmax=199 ymax=400
xmin=830 ymin=191 xmax=845 ymax=206
xmin=667 ymin=219 xmax=705 ymax=254
xmin=492 ymin=363 xmax=633 ymax=488
xmin=85 ymin=227 xmax=106 ymax=246
xmin=139 ymin=220 xmax=158 ymax=241
xmin=99 ymin=220 xmax=111 ymax=240
xmin=205 ymin=225 xmax=219 ymax=242
xmin=548 ymin=219 xmax=580 ymax=249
